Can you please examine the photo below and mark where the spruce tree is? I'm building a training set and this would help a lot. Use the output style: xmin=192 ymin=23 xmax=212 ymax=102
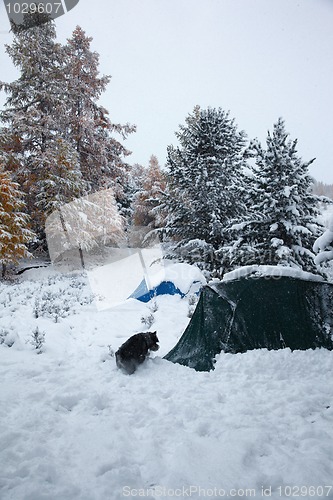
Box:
xmin=163 ymin=106 xmax=246 ymax=275
xmin=222 ymin=118 xmax=323 ymax=274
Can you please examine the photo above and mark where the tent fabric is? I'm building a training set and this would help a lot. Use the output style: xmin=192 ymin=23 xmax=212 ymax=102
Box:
xmin=129 ymin=279 xmax=186 ymax=303
xmin=164 ymin=276 xmax=333 ymax=372
xmin=129 ymin=279 xmax=149 ymax=300
xmin=129 ymin=262 xmax=206 ymax=302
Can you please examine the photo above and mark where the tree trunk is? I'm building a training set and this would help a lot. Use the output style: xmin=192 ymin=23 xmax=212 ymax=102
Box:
xmin=79 ymin=245 xmax=85 ymax=270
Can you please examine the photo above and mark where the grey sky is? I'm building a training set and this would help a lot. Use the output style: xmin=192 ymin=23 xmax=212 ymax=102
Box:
xmin=1 ymin=0 xmax=333 ymax=182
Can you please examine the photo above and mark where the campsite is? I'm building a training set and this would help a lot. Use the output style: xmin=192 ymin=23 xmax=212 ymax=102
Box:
xmin=1 ymin=250 xmax=333 ymax=499
xmin=166 ymin=268 xmax=333 ymax=371
xmin=1 ymin=2 xmax=333 ymax=499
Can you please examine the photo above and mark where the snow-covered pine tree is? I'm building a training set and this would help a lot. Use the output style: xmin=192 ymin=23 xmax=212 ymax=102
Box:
xmin=0 ymin=15 xmax=86 ymax=246
xmin=64 ymin=26 xmax=136 ymax=202
xmin=163 ymin=106 xmax=246 ymax=276
xmin=313 ymin=213 xmax=333 ymax=275
xmin=126 ymin=162 xmax=146 ymax=205
xmin=132 ymin=155 xmax=166 ymax=229
xmin=222 ymin=118 xmax=323 ymax=274
xmin=0 ymin=163 xmax=35 ymax=277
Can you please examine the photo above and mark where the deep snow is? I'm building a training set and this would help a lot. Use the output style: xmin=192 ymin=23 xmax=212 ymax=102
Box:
xmin=1 ymin=266 xmax=333 ymax=500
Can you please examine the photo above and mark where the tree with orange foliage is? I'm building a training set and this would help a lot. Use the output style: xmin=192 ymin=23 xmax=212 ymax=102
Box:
xmin=0 ymin=17 xmax=85 ymax=247
xmin=0 ymin=17 xmax=135 ymax=251
xmin=0 ymin=164 xmax=35 ymax=277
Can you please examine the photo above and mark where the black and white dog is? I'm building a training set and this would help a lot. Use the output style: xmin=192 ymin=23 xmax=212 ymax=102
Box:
xmin=115 ymin=332 xmax=160 ymax=374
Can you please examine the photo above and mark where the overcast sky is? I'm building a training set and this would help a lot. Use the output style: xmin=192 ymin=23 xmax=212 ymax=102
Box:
xmin=1 ymin=0 xmax=333 ymax=182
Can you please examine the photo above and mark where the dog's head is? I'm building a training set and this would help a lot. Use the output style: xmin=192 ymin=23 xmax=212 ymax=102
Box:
xmin=146 ymin=331 xmax=160 ymax=351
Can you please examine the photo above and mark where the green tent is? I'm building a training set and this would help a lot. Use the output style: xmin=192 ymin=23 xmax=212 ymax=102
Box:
xmin=164 ymin=276 xmax=333 ymax=371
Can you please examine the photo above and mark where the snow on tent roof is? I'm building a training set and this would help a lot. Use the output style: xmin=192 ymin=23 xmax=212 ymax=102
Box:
xmin=148 ymin=263 xmax=206 ymax=293
xmin=164 ymin=275 xmax=333 ymax=372
xmin=222 ymin=265 xmax=324 ymax=283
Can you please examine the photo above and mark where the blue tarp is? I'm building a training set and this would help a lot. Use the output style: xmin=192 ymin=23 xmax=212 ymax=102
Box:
xmin=129 ymin=279 xmax=186 ymax=303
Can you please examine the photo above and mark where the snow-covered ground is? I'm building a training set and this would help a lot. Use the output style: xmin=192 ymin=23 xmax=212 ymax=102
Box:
xmin=1 ymin=266 xmax=333 ymax=500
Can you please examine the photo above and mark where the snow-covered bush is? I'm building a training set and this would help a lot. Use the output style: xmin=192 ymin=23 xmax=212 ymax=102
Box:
xmin=34 ymin=290 xmax=72 ymax=323
xmin=29 ymin=327 xmax=45 ymax=354
xmin=0 ymin=328 xmax=16 ymax=347
xmin=141 ymin=313 xmax=155 ymax=329
xmin=31 ymin=274 xmax=95 ymax=322
xmin=149 ymin=300 xmax=159 ymax=313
